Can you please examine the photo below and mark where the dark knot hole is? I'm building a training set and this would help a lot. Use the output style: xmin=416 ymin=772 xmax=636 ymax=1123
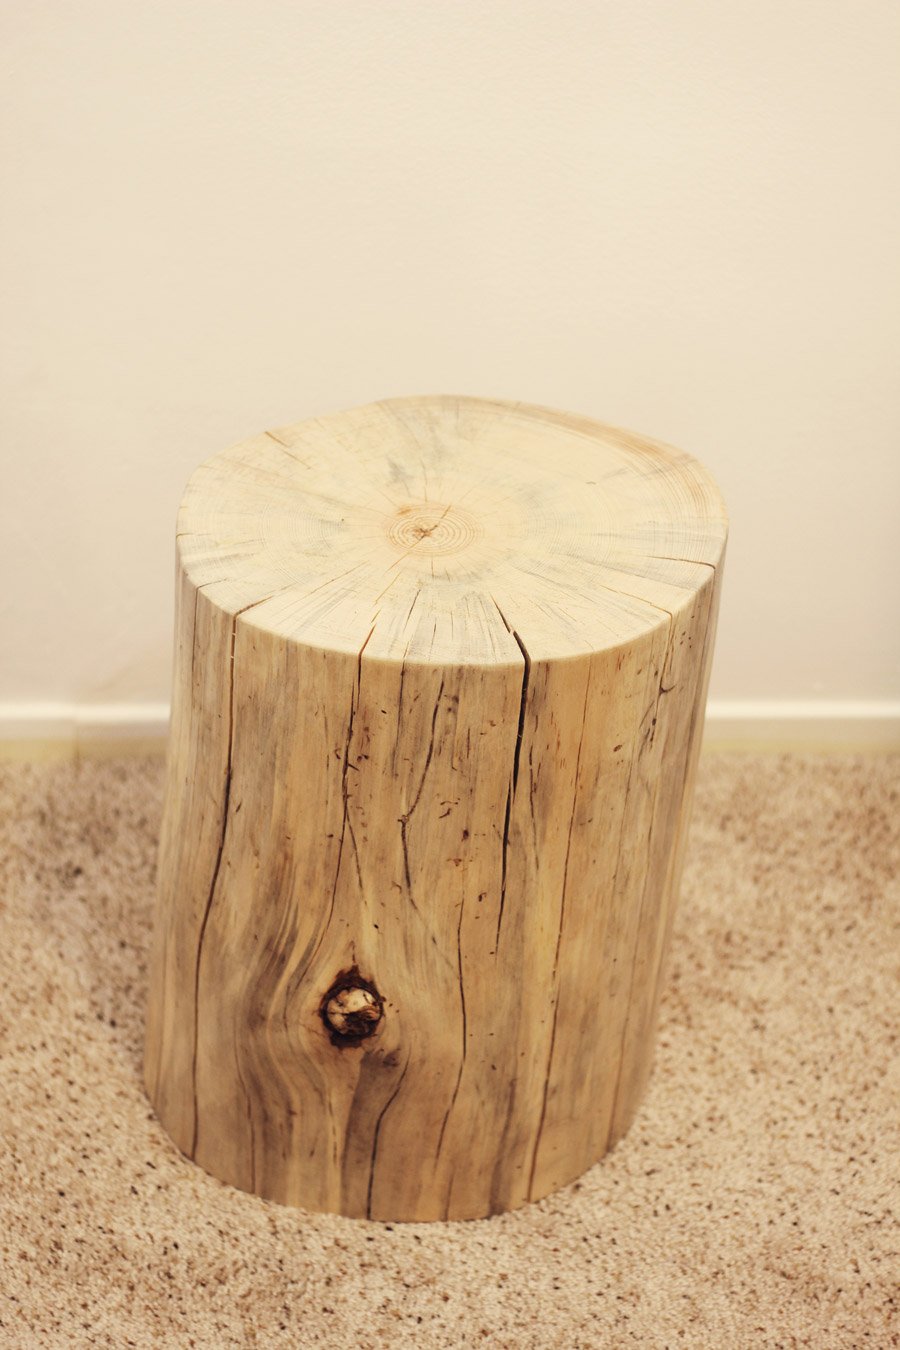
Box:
xmin=320 ymin=968 xmax=384 ymax=1046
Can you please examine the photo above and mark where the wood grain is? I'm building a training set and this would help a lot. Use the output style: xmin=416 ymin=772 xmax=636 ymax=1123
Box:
xmin=144 ymin=395 xmax=727 ymax=1220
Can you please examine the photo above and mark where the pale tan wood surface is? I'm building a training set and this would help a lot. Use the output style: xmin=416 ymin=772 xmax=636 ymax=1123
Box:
xmin=144 ymin=395 xmax=727 ymax=1220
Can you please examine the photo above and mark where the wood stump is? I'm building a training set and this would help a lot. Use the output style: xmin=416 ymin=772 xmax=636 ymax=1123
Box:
xmin=144 ymin=396 xmax=727 ymax=1221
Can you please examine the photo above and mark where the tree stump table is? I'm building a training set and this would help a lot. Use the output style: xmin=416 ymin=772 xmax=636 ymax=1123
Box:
xmin=145 ymin=395 xmax=727 ymax=1221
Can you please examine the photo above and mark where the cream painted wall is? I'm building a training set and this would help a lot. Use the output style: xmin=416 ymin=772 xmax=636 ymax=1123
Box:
xmin=2 ymin=1 xmax=898 ymax=708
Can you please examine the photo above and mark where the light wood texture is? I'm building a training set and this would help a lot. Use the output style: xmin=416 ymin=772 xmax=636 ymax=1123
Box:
xmin=144 ymin=395 xmax=727 ymax=1221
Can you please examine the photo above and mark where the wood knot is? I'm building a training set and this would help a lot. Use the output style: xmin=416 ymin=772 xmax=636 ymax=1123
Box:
xmin=321 ymin=970 xmax=383 ymax=1046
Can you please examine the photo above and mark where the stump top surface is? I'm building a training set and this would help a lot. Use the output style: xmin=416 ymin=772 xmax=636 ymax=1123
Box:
xmin=178 ymin=395 xmax=727 ymax=664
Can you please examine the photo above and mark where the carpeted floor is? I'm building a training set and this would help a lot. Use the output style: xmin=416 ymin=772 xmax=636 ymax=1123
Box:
xmin=0 ymin=753 xmax=897 ymax=1348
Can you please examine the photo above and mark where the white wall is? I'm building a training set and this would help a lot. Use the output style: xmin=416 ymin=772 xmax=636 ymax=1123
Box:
xmin=2 ymin=1 xmax=899 ymax=716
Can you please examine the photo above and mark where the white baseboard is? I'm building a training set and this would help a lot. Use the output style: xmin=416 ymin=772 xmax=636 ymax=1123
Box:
xmin=0 ymin=702 xmax=170 ymax=759
xmin=0 ymin=699 xmax=897 ymax=758
xmin=703 ymin=699 xmax=900 ymax=751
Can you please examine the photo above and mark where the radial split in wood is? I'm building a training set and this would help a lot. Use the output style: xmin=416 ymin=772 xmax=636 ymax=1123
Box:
xmin=144 ymin=395 xmax=727 ymax=1221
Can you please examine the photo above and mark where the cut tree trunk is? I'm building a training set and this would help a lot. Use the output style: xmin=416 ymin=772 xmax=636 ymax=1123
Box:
xmin=144 ymin=395 xmax=727 ymax=1221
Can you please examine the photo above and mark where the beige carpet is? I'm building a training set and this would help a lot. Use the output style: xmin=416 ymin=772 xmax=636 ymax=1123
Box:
xmin=0 ymin=753 xmax=897 ymax=1348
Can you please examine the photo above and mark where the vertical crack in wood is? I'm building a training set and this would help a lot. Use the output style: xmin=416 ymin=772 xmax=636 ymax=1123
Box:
xmin=595 ymin=639 xmax=662 ymax=1146
xmin=345 ymin=623 xmax=376 ymax=898
xmin=528 ymin=745 xmax=539 ymax=858
xmin=299 ymin=622 xmax=377 ymax=989
xmin=365 ymin=1055 xmax=411 ymax=1220
xmin=434 ymin=890 xmax=469 ymax=1176
xmin=391 ymin=647 xmax=408 ymax=778
xmin=188 ymin=586 xmax=307 ymax=1161
xmin=498 ymin=789 xmax=513 ymax=948
xmin=606 ymin=611 xmax=676 ymax=1146
xmin=190 ymin=611 xmax=238 ymax=1159
xmin=527 ymin=661 xmax=593 ymax=1200
xmin=490 ymin=599 xmax=531 ymax=950
xmin=509 ymin=630 xmax=531 ymax=795
xmin=488 ymin=1076 xmax=518 ymax=1215
xmin=399 ymin=678 xmax=444 ymax=918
